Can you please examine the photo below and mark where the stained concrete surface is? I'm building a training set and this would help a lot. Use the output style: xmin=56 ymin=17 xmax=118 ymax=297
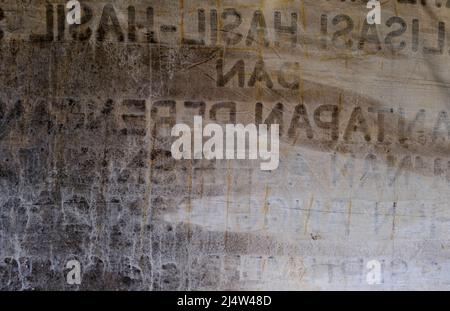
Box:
xmin=1 ymin=0 xmax=450 ymax=290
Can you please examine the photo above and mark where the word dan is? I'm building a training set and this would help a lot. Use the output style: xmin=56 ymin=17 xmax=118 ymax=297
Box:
xmin=171 ymin=116 xmax=279 ymax=171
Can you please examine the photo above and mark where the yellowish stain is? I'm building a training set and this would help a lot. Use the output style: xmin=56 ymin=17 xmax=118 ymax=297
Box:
xmin=225 ymin=161 xmax=233 ymax=243
xmin=391 ymin=203 xmax=397 ymax=240
xmin=303 ymin=195 xmax=314 ymax=235
xmin=186 ymin=159 xmax=193 ymax=213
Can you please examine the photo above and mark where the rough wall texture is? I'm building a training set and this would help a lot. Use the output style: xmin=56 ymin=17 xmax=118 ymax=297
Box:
xmin=1 ymin=0 xmax=450 ymax=290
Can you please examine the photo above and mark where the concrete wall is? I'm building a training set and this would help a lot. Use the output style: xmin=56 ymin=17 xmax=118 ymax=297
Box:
xmin=1 ymin=0 xmax=450 ymax=290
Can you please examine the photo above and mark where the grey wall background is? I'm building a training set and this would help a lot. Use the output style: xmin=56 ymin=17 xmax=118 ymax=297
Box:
xmin=1 ymin=0 xmax=450 ymax=290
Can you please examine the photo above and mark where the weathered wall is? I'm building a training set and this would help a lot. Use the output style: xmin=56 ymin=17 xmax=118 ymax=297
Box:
xmin=1 ymin=0 xmax=450 ymax=290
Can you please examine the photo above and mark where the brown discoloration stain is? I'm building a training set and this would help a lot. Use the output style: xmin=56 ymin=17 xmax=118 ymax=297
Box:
xmin=262 ymin=184 xmax=270 ymax=230
xmin=303 ymin=195 xmax=314 ymax=235
xmin=391 ymin=201 xmax=397 ymax=240
xmin=1 ymin=0 xmax=450 ymax=291
xmin=346 ymin=200 xmax=352 ymax=237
